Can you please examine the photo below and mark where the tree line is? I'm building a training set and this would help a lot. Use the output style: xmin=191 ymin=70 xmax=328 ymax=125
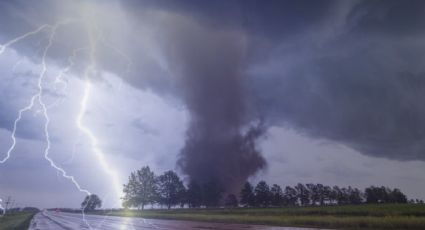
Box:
xmin=121 ymin=166 xmax=417 ymax=209
xmin=238 ymin=182 xmax=410 ymax=207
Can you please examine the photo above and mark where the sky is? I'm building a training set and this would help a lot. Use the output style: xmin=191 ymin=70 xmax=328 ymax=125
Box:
xmin=1 ymin=0 xmax=425 ymax=208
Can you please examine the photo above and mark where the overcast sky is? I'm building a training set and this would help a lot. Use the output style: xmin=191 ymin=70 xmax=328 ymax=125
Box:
xmin=1 ymin=0 xmax=425 ymax=208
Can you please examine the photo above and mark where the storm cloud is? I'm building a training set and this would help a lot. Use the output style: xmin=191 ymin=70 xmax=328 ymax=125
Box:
xmin=247 ymin=0 xmax=425 ymax=161
xmin=2 ymin=0 xmax=425 ymax=197
xmin=123 ymin=0 xmax=425 ymax=191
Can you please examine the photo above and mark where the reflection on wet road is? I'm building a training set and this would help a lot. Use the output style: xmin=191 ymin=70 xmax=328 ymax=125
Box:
xmin=29 ymin=211 xmax=323 ymax=230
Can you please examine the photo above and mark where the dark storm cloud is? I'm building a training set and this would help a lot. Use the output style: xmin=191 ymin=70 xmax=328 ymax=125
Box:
xmin=120 ymin=0 xmax=341 ymax=193
xmin=126 ymin=0 xmax=336 ymax=40
xmin=248 ymin=0 xmax=425 ymax=161
xmin=116 ymin=0 xmax=425 ymax=191
xmin=347 ymin=0 xmax=425 ymax=36
xmin=124 ymin=0 xmax=425 ymax=163
xmin=2 ymin=0 xmax=425 ymax=194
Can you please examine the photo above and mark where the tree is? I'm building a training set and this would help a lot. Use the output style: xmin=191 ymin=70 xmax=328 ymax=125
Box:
xmin=81 ymin=194 xmax=102 ymax=211
xmin=224 ymin=194 xmax=238 ymax=208
xmin=365 ymin=186 xmax=389 ymax=204
xmin=295 ymin=183 xmax=310 ymax=206
xmin=316 ymin=184 xmax=325 ymax=205
xmin=306 ymin=183 xmax=318 ymax=205
xmin=389 ymin=188 xmax=407 ymax=203
xmin=157 ymin=171 xmax=186 ymax=209
xmin=330 ymin=186 xmax=340 ymax=205
xmin=240 ymin=182 xmax=256 ymax=207
xmin=270 ymin=184 xmax=284 ymax=207
xmin=187 ymin=180 xmax=202 ymax=208
xmin=283 ymin=186 xmax=298 ymax=206
xmin=331 ymin=186 xmax=350 ymax=205
xmin=339 ymin=187 xmax=350 ymax=204
xmin=122 ymin=166 xmax=157 ymax=210
xmin=365 ymin=186 xmax=378 ymax=203
xmin=255 ymin=181 xmax=271 ymax=207
xmin=323 ymin=185 xmax=332 ymax=205
xmin=348 ymin=187 xmax=363 ymax=204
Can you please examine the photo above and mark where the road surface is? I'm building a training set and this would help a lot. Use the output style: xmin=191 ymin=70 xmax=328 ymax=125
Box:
xmin=29 ymin=211 xmax=323 ymax=230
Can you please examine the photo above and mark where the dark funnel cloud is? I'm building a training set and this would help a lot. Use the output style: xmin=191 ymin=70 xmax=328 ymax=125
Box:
xmin=154 ymin=15 xmax=266 ymax=193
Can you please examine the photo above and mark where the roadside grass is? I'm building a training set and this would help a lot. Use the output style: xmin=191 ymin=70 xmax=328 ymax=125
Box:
xmin=0 ymin=212 xmax=35 ymax=230
xmin=95 ymin=204 xmax=425 ymax=230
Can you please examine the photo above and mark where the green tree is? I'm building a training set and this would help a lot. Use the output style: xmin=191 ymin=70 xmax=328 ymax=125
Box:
xmin=323 ymin=185 xmax=332 ymax=205
xmin=122 ymin=166 xmax=157 ymax=210
xmin=306 ymin=183 xmax=317 ymax=205
xmin=255 ymin=181 xmax=271 ymax=207
xmin=365 ymin=186 xmax=384 ymax=203
xmin=81 ymin=194 xmax=102 ymax=211
xmin=390 ymin=188 xmax=407 ymax=203
xmin=330 ymin=186 xmax=339 ymax=204
xmin=348 ymin=186 xmax=363 ymax=204
xmin=295 ymin=183 xmax=310 ymax=206
xmin=283 ymin=186 xmax=298 ymax=206
xmin=270 ymin=184 xmax=284 ymax=206
xmin=316 ymin=184 xmax=325 ymax=205
xmin=240 ymin=182 xmax=255 ymax=207
xmin=157 ymin=170 xmax=186 ymax=209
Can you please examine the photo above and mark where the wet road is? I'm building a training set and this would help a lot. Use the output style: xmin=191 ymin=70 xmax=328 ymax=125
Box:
xmin=29 ymin=211 xmax=323 ymax=230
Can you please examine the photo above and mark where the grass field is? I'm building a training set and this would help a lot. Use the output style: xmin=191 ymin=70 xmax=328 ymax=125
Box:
xmin=96 ymin=204 xmax=425 ymax=230
xmin=0 ymin=212 xmax=35 ymax=230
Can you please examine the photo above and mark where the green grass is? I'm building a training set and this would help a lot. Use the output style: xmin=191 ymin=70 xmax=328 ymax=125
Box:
xmin=95 ymin=204 xmax=425 ymax=230
xmin=0 ymin=212 xmax=35 ymax=230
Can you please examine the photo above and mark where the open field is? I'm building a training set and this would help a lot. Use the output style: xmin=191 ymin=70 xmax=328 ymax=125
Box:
xmin=93 ymin=204 xmax=425 ymax=230
xmin=0 ymin=212 xmax=35 ymax=230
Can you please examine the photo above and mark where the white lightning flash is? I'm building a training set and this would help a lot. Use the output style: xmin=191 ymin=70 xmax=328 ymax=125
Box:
xmin=0 ymin=11 xmax=131 ymax=229
xmin=0 ymin=25 xmax=50 ymax=55
xmin=0 ymin=21 xmax=95 ymax=229
xmin=0 ymin=20 xmax=123 ymax=197
xmin=0 ymin=20 xmax=91 ymax=195
xmin=41 ymin=21 xmax=91 ymax=197
xmin=78 ymin=22 xmax=123 ymax=201
xmin=0 ymin=24 xmax=50 ymax=163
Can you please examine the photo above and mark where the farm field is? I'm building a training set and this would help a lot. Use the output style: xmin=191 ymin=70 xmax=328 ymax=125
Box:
xmin=0 ymin=212 xmax=35 ymax=230
xmin=96 ymin=204 xmax=425 ymax=230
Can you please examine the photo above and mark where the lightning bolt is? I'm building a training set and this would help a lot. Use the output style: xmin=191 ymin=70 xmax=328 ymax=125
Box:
xmin=40 ymin=20 xmax=92 ymax=195
xmin=0 ymin=9 xmax=138 ymax=229
xmin=0 ymin=24 xmax=50 ymax=163
xmin=1 ymin=19 xmax=123 ymax=192
xmin=0 ymin=25 xmax=50 ymax=55
xmin=0 ymin=20 xmax=92 ymax=195
xmin=0 ymin=21 xmax=94 ymax=228
xmin=77 ymin=21 xmax=123 ymax=204
xmin=47 ymin=47 xmax=88 ymax=111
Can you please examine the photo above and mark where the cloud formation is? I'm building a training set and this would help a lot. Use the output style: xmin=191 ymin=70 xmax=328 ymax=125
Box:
xmin=2 ymin=0 xmax=425 ymax=197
